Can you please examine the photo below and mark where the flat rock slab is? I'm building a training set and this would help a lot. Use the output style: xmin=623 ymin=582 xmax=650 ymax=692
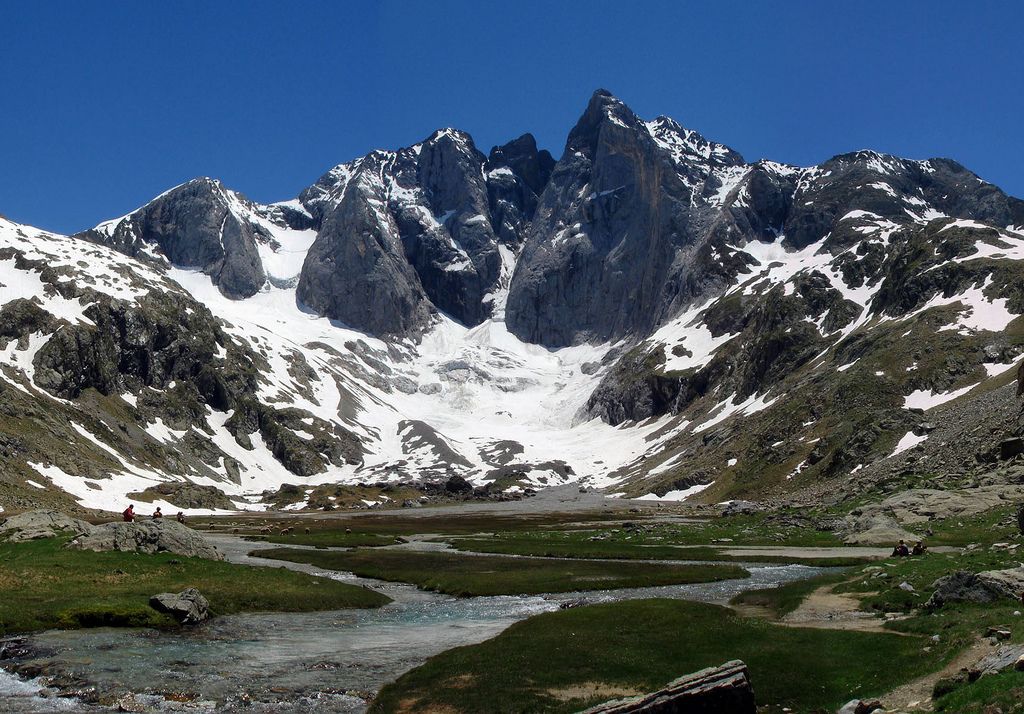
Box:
xmin=578 ymin=660 xmax=755 ymax=713
xmin=976 ymin=644 xmax=1024 ymax=675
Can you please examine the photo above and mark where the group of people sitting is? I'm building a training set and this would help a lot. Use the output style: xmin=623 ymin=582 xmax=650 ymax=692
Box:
xmin=121 ymin=504 xmax=186 ymax=524
xmin=891 ymin=539 xmax=927 ymax=557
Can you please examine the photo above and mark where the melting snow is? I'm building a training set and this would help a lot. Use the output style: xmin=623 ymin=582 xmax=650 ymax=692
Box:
xmin=891 ymin=430 xmax=927 ymax=456
xmin=903 ymin=384 xmax=976 ymax=410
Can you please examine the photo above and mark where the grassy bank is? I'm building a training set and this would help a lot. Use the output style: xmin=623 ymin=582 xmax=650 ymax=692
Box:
xmin=257 ymin=547 xmax=748 ymax=597
xmin=0 ymin=538 xmax=390 ymax=635
xmin=370 ymin=598 xmax=944 ymax=713
xmin=248 ymin=531 xmax=401 ymax=548
xmin=445 ymin=534 xmax=871 ymax=567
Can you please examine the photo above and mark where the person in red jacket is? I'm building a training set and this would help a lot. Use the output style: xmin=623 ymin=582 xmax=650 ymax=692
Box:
xmin=122 ymin=504 xmax=135 ymax=522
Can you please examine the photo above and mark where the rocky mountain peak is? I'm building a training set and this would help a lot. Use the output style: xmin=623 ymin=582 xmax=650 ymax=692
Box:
xmin=76 ymin=177 xmax=272 ymax=299
xmin=565 ymin=89 xmax=648 ymax=156
xmin=487 ymin=134 xmax=555 ymax=197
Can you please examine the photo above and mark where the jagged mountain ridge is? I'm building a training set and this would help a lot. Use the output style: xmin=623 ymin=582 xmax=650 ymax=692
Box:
xmin=2 ymin=89 xmax=1024 ymax=515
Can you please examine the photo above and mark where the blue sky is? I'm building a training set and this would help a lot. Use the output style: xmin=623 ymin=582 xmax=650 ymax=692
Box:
xmin=1 ymin=1 xmax=1022 ymax=234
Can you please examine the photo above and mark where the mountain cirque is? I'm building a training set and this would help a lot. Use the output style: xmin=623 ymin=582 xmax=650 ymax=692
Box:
xmin=2 ymin=89 xmax=1024 ymax=515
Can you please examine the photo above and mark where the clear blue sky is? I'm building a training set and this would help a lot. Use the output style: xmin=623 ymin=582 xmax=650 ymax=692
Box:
xmin=2 ymin=1 xmax=1022 ymax=234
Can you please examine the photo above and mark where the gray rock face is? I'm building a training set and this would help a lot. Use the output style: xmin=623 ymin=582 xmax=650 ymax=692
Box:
xmin=579 ymin=660 xmax=755 ymax=713
xmin=507 ymin=90 xmax=1024 ymax=348
xmin=0 ymin=509 xmax=94 ymax=542
xmin=76 ymin=178 xmax=269 ymax=299
xmin=508 ymin=90 xmax=737 ymax=346
xmin=297 ymin=127 xmax=551 ymax=335
xmin=149 ymin=587 xmax=210 ymax=624
xmin=486 ymin=134 xmax=554 ymax=248
xmin=68 ymin=520 xmax=222 ymax=560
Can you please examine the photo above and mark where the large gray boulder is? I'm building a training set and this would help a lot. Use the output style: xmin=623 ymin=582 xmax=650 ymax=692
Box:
xmin=579 ymin=660 xmax=755 ymax=713
xmin=68 ymin=520 xmax=222 ymax=560
xmin=149 ymin=588 xmax=210 ymax=625
xmin=926 ymin=568 xmax=1024 ymax=609
xmin=842 ymin=514 xmax=920 ymax=546
xmin=0 ymin=510 xmax=95 ymax=542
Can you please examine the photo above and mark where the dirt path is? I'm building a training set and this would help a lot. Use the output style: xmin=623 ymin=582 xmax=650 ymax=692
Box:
xmin=878 ymin=637 xmax=989 ymax=712
xmin=778 ymin=584 xmax=896 ymax=633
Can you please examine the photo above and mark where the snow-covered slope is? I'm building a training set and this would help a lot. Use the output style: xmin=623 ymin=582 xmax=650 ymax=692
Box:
xmin=3 ymin=91 xmax=1024 ymax=515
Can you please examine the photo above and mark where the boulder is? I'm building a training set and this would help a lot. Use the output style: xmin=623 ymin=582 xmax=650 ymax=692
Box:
xmin=444 ymin=474 xmax=474 ymax=495
xmin=68 ymin=520 xmax=222 ymax=560
xmin=579 ymin=660 xmax=755 ymax=713
xmin=977 ymin=567 xmax=1024 ymax=601
xmin=721 ymin=501 xmax=763 ymax=517
xmin=149 ymin=588 xmax=210 ymax=625
xmin=925 ymin=568 xmax=1024 ymax=609
xmin=837 ymin=700 xmax=884 ymax=714
xmin=0 ymin=510 xmax=95 ymax=542
xmin=1000 ymin=438 xmax=1024 ymax=460
xmin=843 ymin=514 xmax=919 ymax=546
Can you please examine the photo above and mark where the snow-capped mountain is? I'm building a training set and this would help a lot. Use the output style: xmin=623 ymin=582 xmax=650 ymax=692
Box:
xmin=2 ymin=89 xmax=1023 ymax=515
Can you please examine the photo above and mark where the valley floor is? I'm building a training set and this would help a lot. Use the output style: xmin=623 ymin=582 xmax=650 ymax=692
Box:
xmin=1 ymin=494 xmax=1023 ymax=713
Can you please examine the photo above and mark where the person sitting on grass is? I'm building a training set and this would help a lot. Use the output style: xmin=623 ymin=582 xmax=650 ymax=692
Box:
xmin=122 ymin=504 xmax=135 ymax=522
xmin=912 ymin=540 xmax=927 ymax=556
xmin=153 ymin=507 xmax=163 ymax=520
xmin=176 ymin=511 xmax=186 ymax=524
xmin=891 ymin=539 xmax=910 ymax=557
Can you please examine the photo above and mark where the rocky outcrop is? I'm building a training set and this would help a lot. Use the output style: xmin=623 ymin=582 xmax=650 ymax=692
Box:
xmin=851 ymin=486 xmax=1024 ymax=526
xmin=579 ymin=660 xmax=755 ymax=713
xmin=68 ymin=520 xmax=222 ymax=560
xmin=149 ymin=587 xmax=210 ymax=624
xmin=28 ymin=289 xmax=362 ymax=479
xmin=0 ymin=299 xmax=59 ymax=347
xmin=128 ymin=482 xmax=235 ymax=510
xmin=0 ymin=509 xmax=94 ymax=542
xmin=32 ymin=292 xmax=229 ymax=399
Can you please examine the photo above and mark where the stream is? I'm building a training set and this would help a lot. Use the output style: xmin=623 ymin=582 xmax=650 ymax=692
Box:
xmin=0 ymin=535 xmax=833 ymax=713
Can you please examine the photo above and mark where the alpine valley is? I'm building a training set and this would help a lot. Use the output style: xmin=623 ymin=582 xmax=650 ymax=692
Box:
xmin=3 ymin=89 xmax=1024 ymax=517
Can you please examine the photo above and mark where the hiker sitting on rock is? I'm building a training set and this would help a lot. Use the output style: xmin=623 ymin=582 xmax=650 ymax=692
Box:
xmin=153 ymin=507 xmax=163 ymax=520
xmin=122 ymin=504 xmax=135 ymax=522
xmin=176 ymin=511 xmax=186 ymax=524
xmin=892 ymin=539 xmax=910 ymax=557
xmin=912 ymin=540 xmax=927 ymax=556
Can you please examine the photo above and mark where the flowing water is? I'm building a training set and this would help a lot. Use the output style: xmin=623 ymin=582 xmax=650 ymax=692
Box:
xmin=0 ymin=535 xmax=833 ymax=713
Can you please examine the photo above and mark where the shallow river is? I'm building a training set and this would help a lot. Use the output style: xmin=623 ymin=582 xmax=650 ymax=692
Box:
xmin=0 ymin=536 xmax=832 ymax=713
